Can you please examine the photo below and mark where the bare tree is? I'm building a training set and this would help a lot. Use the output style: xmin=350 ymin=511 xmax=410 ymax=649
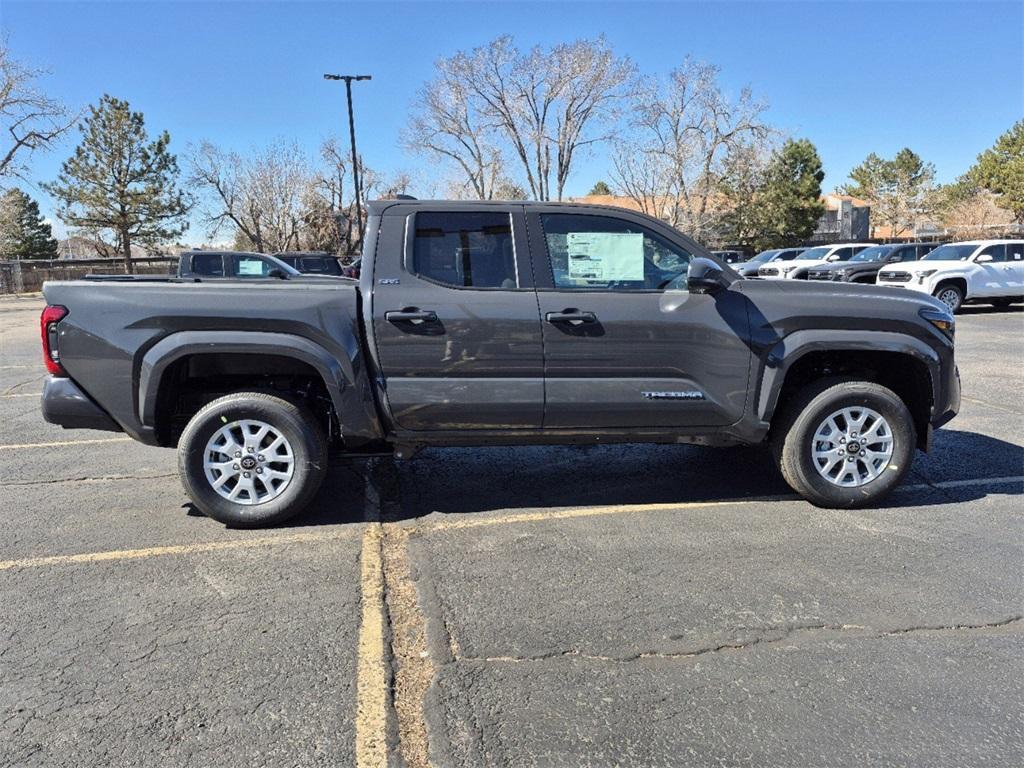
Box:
xmin=611 ymin=58 xmax=770 ymax=242
xmin=410 ymin=36 xmax=633 ymax=201
xmin=189 ymin=139 xmax=311 ymax=252
xmin=0 ymin=41 xmax=77 ymax=184
xmin=405 ymin=57 xmax=505 ymax=199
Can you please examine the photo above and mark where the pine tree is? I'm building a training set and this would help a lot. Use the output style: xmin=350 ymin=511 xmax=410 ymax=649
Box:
xmin=842 ymin=148 xmax=935 ymax=238
xmin=969 ymin=120 xmax=1024 ymax=224
xmin=755 ymin=139 xmax=826 ymax=249
xmin=0 ymin=188 xmax=58 ymax=260
xmin=43 ymin=94 xmax=190 ymax=273
xmin=587 ymin=180 xmax=612 ymax=196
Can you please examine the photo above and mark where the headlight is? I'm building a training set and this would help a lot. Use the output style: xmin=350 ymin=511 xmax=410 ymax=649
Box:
xmin=780 ymin=265 xmax=796 ymax=273
xmin=837 ymin=269 xmax=853 ymax=279
xmin=917 ymin=269 xmax=938 ymax=283
xmin=919 ymin=306 xmax=955 ymax=339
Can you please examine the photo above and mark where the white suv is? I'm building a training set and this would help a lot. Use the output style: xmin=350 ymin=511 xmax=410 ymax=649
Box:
xmin=757 ymin=243 xmax=873 ymax=279
xmin=877 ymin=240 xmax=1024 ymax=313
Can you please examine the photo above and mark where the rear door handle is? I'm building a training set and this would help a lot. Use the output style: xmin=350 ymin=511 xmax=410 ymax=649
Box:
xmin=386 ymin=308 xmax=438 ymax=324
xmin=545 ymin=310 xmax=597 ymax=325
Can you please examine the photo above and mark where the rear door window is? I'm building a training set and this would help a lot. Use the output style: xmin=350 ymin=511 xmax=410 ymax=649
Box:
xmin=1006 ymin=243 xmax=1024 ymax=261
xmin=411 ymin=211 xmax=517 ymax=289
xmin=191 ymin=253 xmax=225 ymax=276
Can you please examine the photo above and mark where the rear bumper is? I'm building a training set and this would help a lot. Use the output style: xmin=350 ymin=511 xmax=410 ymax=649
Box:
xmin=41 ymin=376 xmax=122 ymax=433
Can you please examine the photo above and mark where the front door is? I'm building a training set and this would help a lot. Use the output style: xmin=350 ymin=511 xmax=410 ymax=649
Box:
xmin=528 ymin=210 xmax=752 ymax=429
xmin=371 ymin=206 xmax=545 ymax=431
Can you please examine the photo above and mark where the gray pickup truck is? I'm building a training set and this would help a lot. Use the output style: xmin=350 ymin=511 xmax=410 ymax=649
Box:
xmin=40 ymin=200 xmax=960 ymax=526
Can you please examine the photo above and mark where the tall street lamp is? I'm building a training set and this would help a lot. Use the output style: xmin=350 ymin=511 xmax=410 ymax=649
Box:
xmin=323 ymin=73 xmax=371 ymax=251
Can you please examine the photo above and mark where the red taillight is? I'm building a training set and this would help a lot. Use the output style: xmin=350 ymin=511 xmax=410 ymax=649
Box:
xmin=40 ymin=305 xmax=68 ymax=376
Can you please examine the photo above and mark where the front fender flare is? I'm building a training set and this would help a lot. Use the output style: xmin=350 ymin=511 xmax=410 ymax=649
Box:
xmin=756 ymin=330 xmax=941 ymax=423
xmin=138 ymin=330 xmax=383 ymax=443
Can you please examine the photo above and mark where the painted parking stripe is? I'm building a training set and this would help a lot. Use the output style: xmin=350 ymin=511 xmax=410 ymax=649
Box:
xmin=355 ymin=525 xmax=388 ymax=768
xmin=0 ymin=529 xmax=360 ymax=572
xmin=0 ymin=393 xmax=39 ymax=398
xmin=0 ymin=437 xmax=132 ymax=451
xmin=960 ymin=395 xmax=1024 ymax=415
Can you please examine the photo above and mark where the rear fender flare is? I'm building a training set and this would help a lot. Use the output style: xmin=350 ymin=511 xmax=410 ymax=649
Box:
xmin=138 ymin=330 xmax=383 ymax=442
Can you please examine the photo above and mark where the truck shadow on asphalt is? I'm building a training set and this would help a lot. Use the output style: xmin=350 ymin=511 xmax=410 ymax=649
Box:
xmin=267 ymin=428 xmax=1022 ymax=527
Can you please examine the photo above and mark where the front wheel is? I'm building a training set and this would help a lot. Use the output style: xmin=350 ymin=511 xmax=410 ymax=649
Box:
xmin=933 ymin=283 xmax=964 ymax=314
xmin=178 ymin=392 xmax=328 ymax=527
xmin=772 ymin=380 xmax=916 ymax=508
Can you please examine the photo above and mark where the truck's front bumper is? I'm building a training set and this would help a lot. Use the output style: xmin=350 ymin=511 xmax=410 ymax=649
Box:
xmin=41 ymin=376 xmax=122 ymax=433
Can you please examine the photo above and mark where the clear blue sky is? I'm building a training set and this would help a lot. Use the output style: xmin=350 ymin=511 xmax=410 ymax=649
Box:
xmin=3 ymin=0 xmax=1022 ymax=239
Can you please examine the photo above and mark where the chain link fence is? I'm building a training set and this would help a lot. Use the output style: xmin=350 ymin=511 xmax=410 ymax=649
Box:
xmin=0 ymin=257 xmax=177 ymax=295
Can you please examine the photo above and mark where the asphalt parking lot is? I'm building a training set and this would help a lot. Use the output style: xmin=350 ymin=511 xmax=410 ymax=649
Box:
xmin=1 ymin=294 xmax=1022 ymax=767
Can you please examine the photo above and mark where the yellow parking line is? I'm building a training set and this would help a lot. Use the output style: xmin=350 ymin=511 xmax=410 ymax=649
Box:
xmin=425 ymin=498 xmax=766 ymax=532
xmin=0 ymin=529 xmax=359 ymax=572
xmin=960 ymin=396 xmax=1024 ymax=415
xmin=0 ymin=437 xmax=132 ymax=451
xmin=355 ymin=524 xmax=389 ymax=768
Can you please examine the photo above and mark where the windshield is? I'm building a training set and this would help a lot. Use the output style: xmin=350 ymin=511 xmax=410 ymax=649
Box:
xmin=751 ymin=249 xmax=780 ymax=264
xmin=796 ymin=247 xmax=831 ymax=261
xmin=850 ymin=245 xmax=893 ymax=262
xmin=922 ymin=243 xmax=977 ymax=261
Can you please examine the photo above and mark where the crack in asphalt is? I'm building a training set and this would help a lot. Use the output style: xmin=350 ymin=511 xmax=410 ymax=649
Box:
xmin=1 ymin=473 xmax=177 ymax=487
xmin=461 ymin=616 xmax=1024 ymax=664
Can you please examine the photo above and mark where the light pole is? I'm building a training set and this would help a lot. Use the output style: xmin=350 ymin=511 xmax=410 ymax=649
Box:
xmin=324 ymin=73 xmax=371 ymax=252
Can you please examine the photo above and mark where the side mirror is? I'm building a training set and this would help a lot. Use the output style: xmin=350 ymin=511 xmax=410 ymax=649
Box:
xmin=268 ymin=268 xmax=289 ymax=279
xmin=687 ymin=257 xmax=728 ymax=295
xmin=976 ymin=253 xmax=993 ymax=263
xmin=827 ymin=254 xmax=842 ymax=262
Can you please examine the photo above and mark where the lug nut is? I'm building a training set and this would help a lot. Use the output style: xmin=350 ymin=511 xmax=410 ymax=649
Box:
xmin=248 ymin=446 xmax=255 ymax=453
xmin=232 ymin=464 xmax=239 ymax=470
xmin=256 ymin=467 xmax=263 ymax=474
xmin=847 ymin=456 xmax=854 ymax=462
xmin=851 ymin=432 xmax=858 ymax=438
xmin=257 ymin=455 xmax=265 ymax=462
xmin=243 ymin=471 xmax=251 ymax=478
xmin=839 ymin=437 xmax=846 ymax=444
xmin=859 ymin=450 xmax=866 ymax=457
xmin=234 ymin=451 xmax=242 ymax=458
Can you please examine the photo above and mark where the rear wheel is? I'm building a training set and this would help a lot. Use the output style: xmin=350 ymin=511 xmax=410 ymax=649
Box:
xmin=933 ymin=283 xmax=964 ymax=314
xmin=178 ymin=392 xmax=327 ymax=527
xmin=772 ymin=379 xmax=915 ymax=508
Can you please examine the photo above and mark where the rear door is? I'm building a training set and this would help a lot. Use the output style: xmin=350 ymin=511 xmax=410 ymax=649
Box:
xmin=370 ymin=205 xmax=544 ymax=430
xmin=1004 ymin=242 xmax=1024 ymax=292
xmin=528 ymin=208 xmax=752 ymax=429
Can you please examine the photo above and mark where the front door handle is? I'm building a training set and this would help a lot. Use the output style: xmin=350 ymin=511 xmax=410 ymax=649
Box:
xmin=545 ymin=309 xmax=597 ymax=325
xmin=386 ymin=308 xmax=438 ymax=324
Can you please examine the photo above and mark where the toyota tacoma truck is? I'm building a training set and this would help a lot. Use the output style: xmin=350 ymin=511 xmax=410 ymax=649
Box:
xmin=39 ymin=200 xmax=961 ymax=526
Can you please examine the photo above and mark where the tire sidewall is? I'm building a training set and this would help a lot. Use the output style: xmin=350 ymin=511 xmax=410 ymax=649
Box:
xmin=179 ymin=395 xmax=326 ymax=527
xmin=787 ymin=384 xmax=915 ymax=508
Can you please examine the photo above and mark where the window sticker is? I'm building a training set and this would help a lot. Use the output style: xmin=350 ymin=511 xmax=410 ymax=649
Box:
xmin=237 ymin=259 xmax=265 ymax=276
xmin=566 ymin=232 xmax=644 ymax=282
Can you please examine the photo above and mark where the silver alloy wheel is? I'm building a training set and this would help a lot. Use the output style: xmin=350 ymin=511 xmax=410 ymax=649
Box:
xmin=811 ymin=406 xmax=894 ymax=488
xmin=936 ymin=287 xmax=961 ymax=312
xmin=203 ymin=419 xmax=295 ymax=505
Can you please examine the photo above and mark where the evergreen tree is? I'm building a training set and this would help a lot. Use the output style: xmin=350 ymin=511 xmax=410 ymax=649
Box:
xmin=968 ymin=120 xmax=1024 ymax=224
xmin=0 ymin=188 xmax=58 ymax=260
xmin=587 ymin=180 xmax=612 ymax=196
xmin=755 ymin=139 xmax=826 ymax=249
xmin=43 ymin=94 xmax=190 ymax=273
xmin=842 ymin=148 xmax=935 ymax=238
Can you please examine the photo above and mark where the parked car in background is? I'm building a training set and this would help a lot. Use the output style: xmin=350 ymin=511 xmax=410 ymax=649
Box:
xmin=877 ymin=240 xmax=1024 ymax=313
xmin=177 ymin=251 xmax=300 ymax=279
xmin=273 ymin=252 xmax=344 ymax=276
xmin=759 ymin=243 xmax=873 ymax=280
xmin=341 ymin=257 xmax=361 ymax=279
xmin=711 ymin=250 xmax=745 ymax=264
xmin=808 ymin=243 xmax=939 ymax=284
xmin=733 ymin=247 xmax=805 ymax=277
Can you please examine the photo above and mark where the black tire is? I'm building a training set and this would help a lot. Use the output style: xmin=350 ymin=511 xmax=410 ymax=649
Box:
xmin=771 ymin=379 xmax=916 ymax=509
xmin=933 ymin=282 xmax=964 ymax=314
xmin=178 ymin=392 xmax=328 ymax=527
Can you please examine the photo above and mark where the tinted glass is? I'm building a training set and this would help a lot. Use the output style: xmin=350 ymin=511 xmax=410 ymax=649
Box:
xmin=850 ymin=245 xmax=894 ymax=262
xmin=923 ymin=244 xmax=976 ymax=261
xmin=751 ymin=250 xmax=780 ymax=264
xmin=236 ymin=255 xmax=275 ymax=277
xmin=299 ymin=257 xmax=342 ymax=275
xmin=796 ymin=247 xmax=831 ymax=260
xmin=778 ymin=249 xmax=803 ymax=260
xmin=411 ymin=212 xmax=516 ymax=288
xmin=1007 ymin=242 xmax=1024 ymax=261
xmin=831 ymin=247 xmax=854 ymax=261
xmin=191 ymin=253 xmax=225 ymax=276
xmin=977 ymin=243 xmax=1007 ymax=262
xmin=540 ymin=213 xmax=691 ymax=291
